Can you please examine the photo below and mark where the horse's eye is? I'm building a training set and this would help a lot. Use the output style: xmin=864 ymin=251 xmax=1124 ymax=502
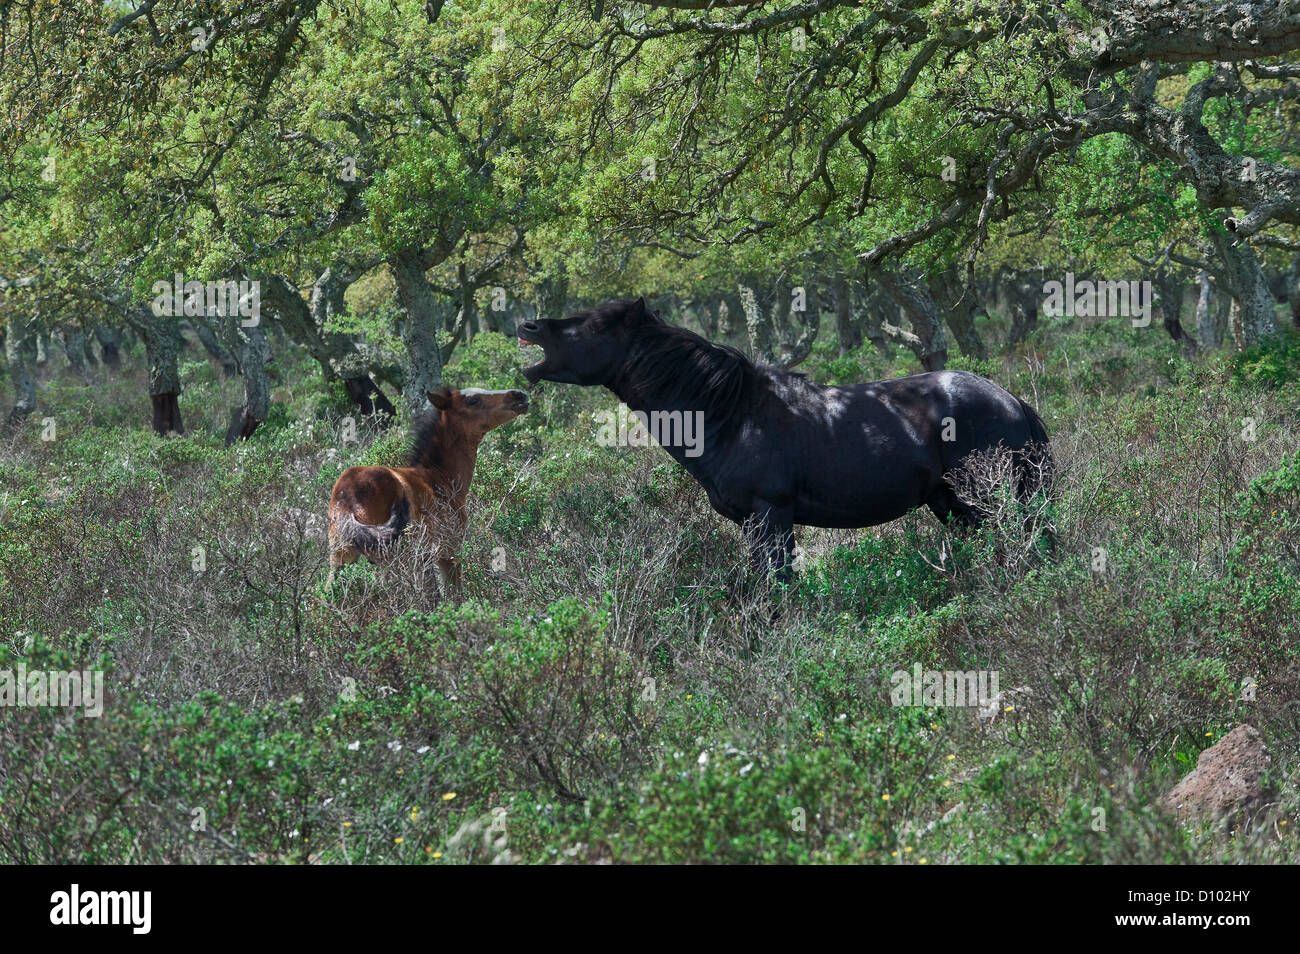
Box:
xmin=465 ymin=397 xmax=479 ymax=406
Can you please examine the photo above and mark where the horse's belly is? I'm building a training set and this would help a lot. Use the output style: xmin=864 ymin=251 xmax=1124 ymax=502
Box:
xmin=793 ymin=492 xmax=921 ymax=529
xmin=792 ymin=457 xmax=933 ymax=528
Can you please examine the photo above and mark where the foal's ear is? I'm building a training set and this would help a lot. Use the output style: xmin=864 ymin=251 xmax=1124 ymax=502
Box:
xmin=427 ymin=388 xmax=453 ymax=410
xmin=629 ymin=296 xmax=651 ymax=323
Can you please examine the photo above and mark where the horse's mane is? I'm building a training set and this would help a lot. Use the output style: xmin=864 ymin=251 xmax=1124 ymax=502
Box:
xmin=409 ymin=405 xmax=446 ymax=470
xmin=615 ymin=313 xmax=756 ymax=426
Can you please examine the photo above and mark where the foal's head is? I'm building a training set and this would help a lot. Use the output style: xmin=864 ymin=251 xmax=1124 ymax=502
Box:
xmin=427 ymin=387 xmax=529 ymax=442
xmin=411 ymin=387 xmax=528 ymax=473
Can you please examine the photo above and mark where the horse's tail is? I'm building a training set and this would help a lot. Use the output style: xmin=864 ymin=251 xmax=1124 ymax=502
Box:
xmin=1015 ymin=398 xmax=1054 ymax=500
xmin=334 ymin=494 xmax=411 ymax=555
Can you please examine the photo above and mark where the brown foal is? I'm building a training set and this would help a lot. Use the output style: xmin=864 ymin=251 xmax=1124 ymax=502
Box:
xmin=327 ymin=386 xmax=528 ymax=591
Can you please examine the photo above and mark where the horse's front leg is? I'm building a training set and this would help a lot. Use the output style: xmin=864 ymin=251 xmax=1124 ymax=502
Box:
xmin=748 ymin=499 xmax=796 ymax=586
xmin=434 ymin=509 xmax=467 ymax=598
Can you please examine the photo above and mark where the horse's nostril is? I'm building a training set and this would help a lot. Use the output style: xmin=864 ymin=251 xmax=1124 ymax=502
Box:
xmin=521 ymin=322 xmax=540 ymax=332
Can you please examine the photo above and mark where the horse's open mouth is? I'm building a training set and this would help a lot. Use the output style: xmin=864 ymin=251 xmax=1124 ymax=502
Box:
xmin=516 ymin=328 xmax=548 ymax=381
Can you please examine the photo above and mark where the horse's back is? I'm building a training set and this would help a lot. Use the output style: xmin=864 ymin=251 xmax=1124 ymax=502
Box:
xmin=860 ymin=369 xmax=1050 ymax=499
xmin=762 ymin=369 xmax=1046 ymax=528
xmin=852 ymin=370 xmax=1033 ymax=447
xmin=854 ymin=369 xmax=1018 ymax=412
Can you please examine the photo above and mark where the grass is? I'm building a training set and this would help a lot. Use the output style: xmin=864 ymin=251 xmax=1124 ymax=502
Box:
xmin=0 ymin=311 xmax=1298 ymax=863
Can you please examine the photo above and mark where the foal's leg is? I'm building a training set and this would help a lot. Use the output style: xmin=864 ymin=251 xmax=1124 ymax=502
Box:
xmin=436 ymin=556 xmax=463 ymax=597
xmin=327 ymin=524 xmax=360 ymax=586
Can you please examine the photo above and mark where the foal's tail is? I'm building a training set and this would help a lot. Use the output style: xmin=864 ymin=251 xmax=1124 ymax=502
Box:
xmin=334 ymin=494 xmax=411 ymax=555
xmin=1015 ymin=398 xmax=1054 ymax=500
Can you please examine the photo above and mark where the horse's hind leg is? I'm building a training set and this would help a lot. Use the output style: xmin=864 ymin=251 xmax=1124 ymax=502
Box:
xmin=926 ymin=485 xmax=978 ymax=529
xmin=436 ymin=556 xmax=463 ymax=597
xmin=748 ymin=500 xmax=796 ymax=585
xmin=328 ymin=543 xmax=360 ymax=586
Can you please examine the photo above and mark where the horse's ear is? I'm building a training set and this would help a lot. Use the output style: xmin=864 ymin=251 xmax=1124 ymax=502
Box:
xmin=630 ymin=297 xmax=650 ymax=323
xmin=427 ymin=388 xmax=453 ymax=410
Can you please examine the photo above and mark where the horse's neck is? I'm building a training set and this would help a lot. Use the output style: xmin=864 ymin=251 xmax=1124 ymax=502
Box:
xmin=608 ymin=377 xmax=677 ymax=416
xmin=608 ymin=374 xmax=741 ymax=442
xmin=417 ymin=439 xmax=479 ymax=505
xmin=604 ymin=379 xmax=719 ymax=485
xmin=608 ymin=343 xmax=747 ymax=420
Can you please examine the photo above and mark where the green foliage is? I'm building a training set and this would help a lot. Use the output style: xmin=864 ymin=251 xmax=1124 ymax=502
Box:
xmin=444 ymin=331 xmax=531 ymax=392
xmin=797 ymin=529 xmax=953 ymax=619
xmin=1232 ymin=332 xmax=1300 ymax=390
xmin=580 ymin=710 xmax=947 ymax=864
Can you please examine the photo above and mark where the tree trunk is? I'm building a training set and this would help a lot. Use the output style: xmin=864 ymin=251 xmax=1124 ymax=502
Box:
xmin=1212 ymin=233 xmax=1278 ymax=349
xmin=716 ymin=296 xmax=734 ymax=336
xmin=94 ymin=325 xmax=122 ymax=369
xmin=1154 ymin=269 xmax=1197 ymax=351
xmin=832 ymin=272 xmax=862 ymax=355
xmin=537 ymin=264 xmax=569 ymax=320
xmin=863 ymin=288 xmax=891 ymax=353
xmin=928 ymin=266 xmax=988 ymax=360
xmin=1006 ymin=273 xmax=1039 ymax=347
xmin=874 ymin=269 xmax=949 ymax=371
xmin=265 ymin=269 xmax=397 ymax=420
xmin=1214 ymin=286 xmax=1231 ymax=347
xmin=738 ymin=281 xmax=776 ymax=364
xmin=700 ymin=298 xmax=721 ymax=339
xmin=126 ymin=307 xmax=184 ymax=435
xmin=714 ymin=292 xmax=749 ymax=350
xmin=391 ymin=250 xmax=446 ymax=415
xmin=190 ymin=319 xmax=239 ymax=377
xmin=225 ymin=319 xmax=270 ymax=445
xmin=1290 ymin=253 xmax=1300 ymax=330
xmin=1228 ymin=298 xmax=1244 ymax=351
xmin=738 ymin=278 xmax=818 ymax=367
xmin=5 ymin=316 xmax=36 ymax=423
xmin=81 ymin=331 xmax=99 ymax=367
xmin=1195 ymin=269 xmax=1217 ymax=348
xmin=439 ymin=261 xmax=478 ymax=366
xmin=60 ymin=326 xmax=89 ymax=378
xmin=781 ymin=280 xmax=819 ymax=367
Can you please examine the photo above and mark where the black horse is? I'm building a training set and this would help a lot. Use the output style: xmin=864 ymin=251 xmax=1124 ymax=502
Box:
xmin=518 ymin=298 xmax=1050 ymax=580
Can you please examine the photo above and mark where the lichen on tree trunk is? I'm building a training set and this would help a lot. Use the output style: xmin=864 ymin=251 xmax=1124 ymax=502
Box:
xmin=5 ymin=315 xmax=36 ymax=423
xmin=225 ymin=319 xmax=270 ymax=445
xmin=391 ymin=250 xmax=446 ymax=415
xmin=1212 ymin=234 xmax=1278 ymax=349
xmin=60 ymin=325 xmax=89 ymax=378
xmin=1195 ymin=270 xmax=1217 ymax=348
xmin=874 ymin=269 xmax=949 ymax=371
xmin=126 ymin=306 xmax=184 ymax=435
